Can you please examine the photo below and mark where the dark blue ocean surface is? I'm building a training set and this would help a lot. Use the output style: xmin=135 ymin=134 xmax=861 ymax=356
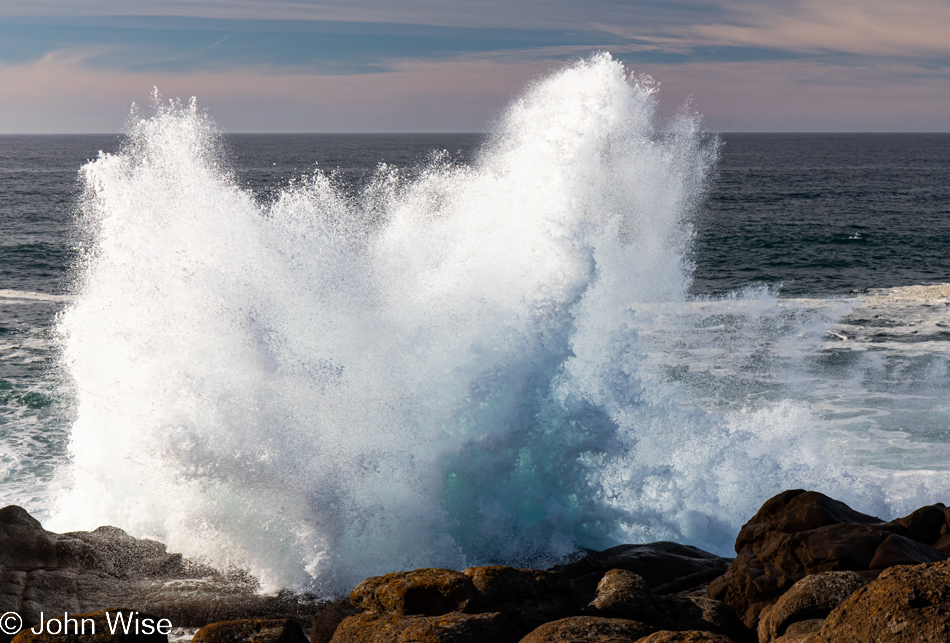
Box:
xmin=3 ymin=133 xmax=949 ymax=299
xmin=693 ymin=134 xmax=950 ymax=296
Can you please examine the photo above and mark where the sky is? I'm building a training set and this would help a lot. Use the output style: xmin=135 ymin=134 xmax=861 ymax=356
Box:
xmin=1 ymin=0 xmax=948 ymax=133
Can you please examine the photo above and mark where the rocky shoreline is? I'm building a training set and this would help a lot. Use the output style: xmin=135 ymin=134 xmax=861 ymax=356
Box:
xmin=1 ymin=489 xmax=949 ymax=642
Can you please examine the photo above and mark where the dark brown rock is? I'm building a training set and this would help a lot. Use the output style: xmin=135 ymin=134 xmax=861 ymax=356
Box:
xmin=636 ymin=631 xmax=735 ymax=643
xmin=817 ymin=559 xmax=950 ymax=642
xmin=190 ymin=619 xmax=306 ymax=643
xmin=885 ymin=504 xmax=947 ymax=546
xmin=707 ymin=491 xmax=950 ymax=628
xmin=328 ymin=611 xmax=521 ymax=643
xmin=654 ymin=596 xmax=751 ymax=643
xmin=586 ymin=569 xmax=660 ymax=623
xmin=868 ymin=533 xmax=949 ymax=569
xmin=10 ymin=609 xmax=168 ymax=643
xmin=555 ymin=542 xmax=731 ymax=605
xmin=462 ymin=565 xmax=573 ymax=631
xmin=349 ymin=569 xmax=477 ymax=616
xmin=772 ymin=619 xmax=821 ymax=643
xmin=311 ymin=600 xmax=359 ymax=643
xmin=756 ymin=571 xmax=866 ymax=642
xmin=519 ymin=616 xmax=655 ymax=642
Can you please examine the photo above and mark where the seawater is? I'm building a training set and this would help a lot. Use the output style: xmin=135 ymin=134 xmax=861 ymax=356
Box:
xmin=1 ymin=53 xmax=949 ymax=594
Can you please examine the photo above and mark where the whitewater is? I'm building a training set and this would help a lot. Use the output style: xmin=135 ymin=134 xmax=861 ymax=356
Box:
xmin=42 ymin=54 xmax=950 ymax=594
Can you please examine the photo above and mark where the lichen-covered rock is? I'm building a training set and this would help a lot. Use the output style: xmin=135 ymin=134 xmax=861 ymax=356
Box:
xmin=707 ymin=490 xmax=950 ymax=628
xmin=311 ymin=600 xmax=359 ymax=643
xmin=349 ymin=569 xmax=477 ymax=616
xmin=519 ymin=616 xmax=655 ymax=642
xmin=328 ymin=611 xmax=521 ymax=643
xmin=586 ymin=570 xmax=660 ymax=623
xmin=636 ymin=630 xmax=735 ymax=643
xmin=10 ymin=609 xmax=168 ymax=643
xmin=757 ymin=571 xmax=867 ymax=642
xmin=190 ymin=619 xmax=306 ymax=643
xmin=817 ymin=559 xmax=950 ymax=642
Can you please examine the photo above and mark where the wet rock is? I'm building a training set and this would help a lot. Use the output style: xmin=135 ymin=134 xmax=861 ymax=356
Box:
xmin=519 ymin=616 xmax=656 ymax=642
xmin=190 ymin=619 xmax=306 ymax=643
xmin=817 ymin=558 xmax=950 ymax=641
xmin=756 ymin=571 xmax=866 ymax=642
xmin=636 ymin=630 xmax=735 ymax=643
xmin=586 ymin=569 xmax=660 ymax=623
xmin=462 ymin=565 xmax=573 ymax=631
xmin=349 ymin=569 xmax=477 ymax=616
xmin=556 ymin=543 xmax=731 ymax=603
xmin=10 ymin=609 xmax=168 ymax=643
xmin=328 ymin=611 xmax=520 ymax=643
xmin=707 ymin=490 xmax=950 ymax=627
xmin=310 ymin=600 xmax=358 ymax=643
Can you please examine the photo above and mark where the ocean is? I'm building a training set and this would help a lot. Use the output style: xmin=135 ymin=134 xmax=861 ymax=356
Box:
xmin=1 ymin=55 xmax=949 ymax=593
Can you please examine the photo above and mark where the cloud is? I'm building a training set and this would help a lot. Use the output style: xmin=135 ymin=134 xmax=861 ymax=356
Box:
xmin=600 ymin=0 xmax=950 ymax=58
xmin=2 ymin=48 xmax=947 ymax=134
xmin=0 ymin=49 xmax=559 ymax=133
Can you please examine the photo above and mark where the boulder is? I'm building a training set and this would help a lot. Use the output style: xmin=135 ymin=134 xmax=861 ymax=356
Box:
xmin=586 ymin=570 xmax=660 ymax=623
xmin=462 ymin=565 xmax=573 ymax=631
xmin=10 ymin=609 xmax=167 ymax=643
xmin=519 ymin=616 xmax=656 ymax=642
xmin=0 ymin=506 xmax=322 ymax=627
xmin=349 ymin=569 xmax=476 ymax=616
xmin=772 ymin=619 xmax=822 ymax=643
xmin=328 ymin=611 xmax=520 ymax=643
xmin=555 ymin=543 xmax=731 ymax=603
xmin=310 ymin=600 xmax=359 ymax=643
xmin=817 ymin=559 xmax=950 ymax=641
xmin=190 ymin=619 xmax=306 ymax=643
xmin=707 ymin=490 xmax=950 ymax=627
xmin=584 ymin=569 xmax=750 ymax=642
xmin=654 ymin=596 xmax=751 ymax=643
xmin=756 ymin=571 xmax=866 ymax=642
xmin=636 ymin=631 xmax=735 ymax=643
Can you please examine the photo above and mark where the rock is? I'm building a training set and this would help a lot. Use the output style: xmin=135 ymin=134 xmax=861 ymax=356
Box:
xmin=636 ymin=631 xmax=735 ymax=643
xmin=10 ymin=609 xmax=168 ymax=643
xmin=654 ymin=596 xmax=751 ymax=643
xmin=756 ymin=571 xmax=866 ymax=642
xmin=707 ymin=490 xmax=950 ymax=627
xmin=817 ymin=559 xmax=950 ymax=641
xmin=586 ymin=570 xmax=660 ymax=623
xmin=328 ymin=611 xmax=521 ymax=643
xmin=349 ymin=569 xmax=476 ymax=615
xmin=555 ymin=543 xmax=731 ymax=603
xmin=584 ymin=569 xmax=750 ymax=642
xmin=519 ymin=616 xmax=656 ymax=642
xmin=0 ymin=506 xmax=321 ymax=627
xmin=887 ymin=504 xmax=947 ymax=545
xmin=310 ymin=600 xmax=359 ymax=643
xmin=772 ymin=619 xmax=822 ymax=643
xmin=462 ymin=565 xmax=574 ymax=631
xmin=190 ymin=619 xmax=306 ymax=643
xmin=868 ymin=533 xmax=949 ymax=569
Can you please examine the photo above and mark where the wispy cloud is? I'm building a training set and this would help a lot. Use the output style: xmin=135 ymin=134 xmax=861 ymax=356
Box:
xmin=596 ymin=0 xmax=950 ymax=59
